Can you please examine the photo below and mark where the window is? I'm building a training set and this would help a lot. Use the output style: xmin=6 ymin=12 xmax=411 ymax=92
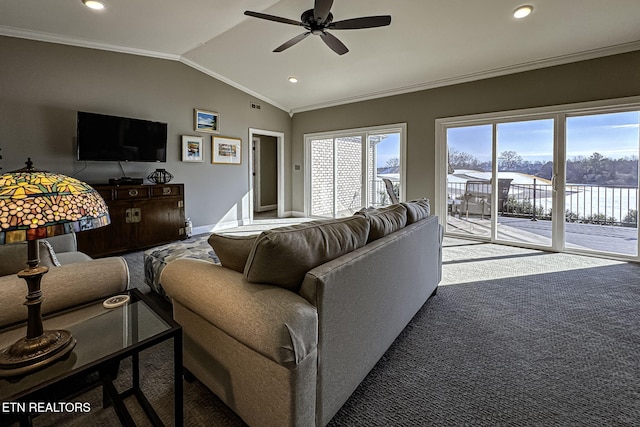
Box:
xmin=304 ymin=124 xmax=406 ymax=218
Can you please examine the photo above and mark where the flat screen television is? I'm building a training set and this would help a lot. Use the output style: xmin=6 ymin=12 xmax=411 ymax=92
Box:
xmin=77 ymin=111 xmax=167 ymax=162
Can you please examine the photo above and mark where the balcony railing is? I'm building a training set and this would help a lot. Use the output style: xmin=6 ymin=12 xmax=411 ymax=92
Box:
xmin=371 ymin=179 xmax=398 ymax=206
xmin=448 ymin=181 xmax=638 ymax=227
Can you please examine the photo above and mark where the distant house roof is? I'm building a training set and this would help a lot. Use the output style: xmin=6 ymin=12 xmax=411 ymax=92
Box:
xmin=451 ymin=170 xmax=551 ymax=185
xmin=377 ymin=166 xmax=399 ymax=174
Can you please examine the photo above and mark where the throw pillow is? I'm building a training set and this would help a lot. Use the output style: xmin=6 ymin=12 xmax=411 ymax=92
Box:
xmin=244 ymin=216 xmax=370 ymax=292
xmin=355 ymin=204 xmax=408 ymax=242
xmin=402 ymin=198 xmax=431 ymax=224
xmin=208 ymin=233 xmax=258 ymax=273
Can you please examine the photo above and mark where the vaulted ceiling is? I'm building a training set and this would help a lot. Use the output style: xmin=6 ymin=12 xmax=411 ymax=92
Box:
xmin=2 ymin=0 xmax=640 ymax=113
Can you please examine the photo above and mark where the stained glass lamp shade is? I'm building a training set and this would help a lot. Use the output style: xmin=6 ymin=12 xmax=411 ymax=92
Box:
xmin=0 ymin=159 xmax=110 ymax=376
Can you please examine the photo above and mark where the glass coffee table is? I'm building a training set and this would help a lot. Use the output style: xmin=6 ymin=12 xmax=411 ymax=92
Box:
xmin=0 ymin=288 xmax=182 ymax=426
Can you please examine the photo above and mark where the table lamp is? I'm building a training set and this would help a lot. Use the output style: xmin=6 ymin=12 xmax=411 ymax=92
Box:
xmin=0 ymin=158 xmax=110 ymax=376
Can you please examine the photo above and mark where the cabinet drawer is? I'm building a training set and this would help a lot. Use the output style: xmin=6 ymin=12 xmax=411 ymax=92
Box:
xmin=150 ymin=185 xmax=183 ymax=197
xmin=115 ymin=187 xmax=149 ymax=200
xmin=96 ymin=188 xmax=114 ymax=201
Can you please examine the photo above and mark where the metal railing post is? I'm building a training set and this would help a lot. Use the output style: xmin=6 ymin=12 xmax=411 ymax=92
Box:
xmin=531 ymin=178 xmax=537 ymax=221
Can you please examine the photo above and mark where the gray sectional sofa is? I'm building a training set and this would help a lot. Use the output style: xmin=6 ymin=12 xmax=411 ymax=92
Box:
xmin=161 ymin=200 xmax=442 ymax=427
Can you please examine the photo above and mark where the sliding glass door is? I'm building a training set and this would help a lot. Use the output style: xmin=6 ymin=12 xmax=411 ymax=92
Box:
xmin=496 ymin=119 xmax=555 ymax=247
xmin=446 ymin=125 xmax=493 ymax=238
xmin=438 ymin=100 xmax=640 ymax=260
xmin=445 ymin=119 xmax=556 ymax=247
xmin=565 ymin=111 xmax=639 ymax=256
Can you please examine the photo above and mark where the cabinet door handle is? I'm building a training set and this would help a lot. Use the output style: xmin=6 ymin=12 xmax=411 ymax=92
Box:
xmin=133 ymin=208 xmax=141 ymax=223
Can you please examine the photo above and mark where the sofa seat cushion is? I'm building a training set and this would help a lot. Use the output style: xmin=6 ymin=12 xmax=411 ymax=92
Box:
xmin=402 ymin=198 xmax=431 ymax=224
xmin=161 ymin=259 xmax=318 ymax=365
xmin=356 ymin=204 xmax=408 ymax=242
xmin=244 ymin=216 xmax=370 ymax=292
xmin=208 ymin=233 xmax=258 ymax=273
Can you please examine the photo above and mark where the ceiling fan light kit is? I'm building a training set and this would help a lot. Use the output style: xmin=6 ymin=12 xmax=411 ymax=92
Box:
xmin=245 ymin=0 xmax=391 ymax=55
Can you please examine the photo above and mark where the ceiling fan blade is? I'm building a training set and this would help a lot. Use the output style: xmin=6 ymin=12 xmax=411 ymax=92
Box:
xmin=314 ymin=0 xmax=334 ymax=24
xmin=273 ymin=32 xmax=311 ymax=52
xmin=244 ymin=11 xmax=302 ymax=26
xmin=330 ymin=15 xmax=392 ymax=30
xmin=320 ymin=31 xmax=348 ymax=55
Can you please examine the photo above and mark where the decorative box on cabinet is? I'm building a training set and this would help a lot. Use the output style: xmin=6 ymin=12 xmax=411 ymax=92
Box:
xmin=77 ymin=184 xmax=186 ymax=257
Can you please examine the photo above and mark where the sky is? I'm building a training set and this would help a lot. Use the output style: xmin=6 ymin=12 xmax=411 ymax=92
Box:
xmin=447 ymin=111 xmax=640 ymax=162
xmin=376 ymin=133 xmax=400 ymax=167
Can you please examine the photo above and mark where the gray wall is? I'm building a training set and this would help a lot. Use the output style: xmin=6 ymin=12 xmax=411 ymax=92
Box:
xmin=0 ymin=36 xmax=291 ymax=229
xmin=3 ymin=34 xmax=640 ymax=225
xmin=291 ymin=50 xmax=640 ymax=214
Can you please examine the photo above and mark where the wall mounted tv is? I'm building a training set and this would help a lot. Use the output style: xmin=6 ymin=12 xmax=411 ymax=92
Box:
xmin=77 ymin=111 xmax=167 ymax=162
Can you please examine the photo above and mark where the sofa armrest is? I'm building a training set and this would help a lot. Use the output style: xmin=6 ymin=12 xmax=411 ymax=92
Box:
xmin=161 ymin=258 xmax=318 ymax=366
xmin=0 ymin=257 xmax=129 ymax=328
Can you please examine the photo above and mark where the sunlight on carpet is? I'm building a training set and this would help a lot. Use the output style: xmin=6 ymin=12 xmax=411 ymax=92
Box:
xmin=441 ymin=237 xmax=626 ymax=286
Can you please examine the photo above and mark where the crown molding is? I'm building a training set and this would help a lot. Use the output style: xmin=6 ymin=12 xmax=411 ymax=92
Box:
xmin=0 ymin=26 xmax=181 ymax=60
xmin=290 ymin=40 xmax=640 ymax=114
xmin=0 ymin=26 xmax=289 ymax=113
xmin=3 ymin=26 xmax=638 ymax=116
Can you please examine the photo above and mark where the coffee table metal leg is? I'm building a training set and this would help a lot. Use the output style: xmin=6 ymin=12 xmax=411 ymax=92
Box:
xmin=175 ymin=333 xmax=184 ymax=426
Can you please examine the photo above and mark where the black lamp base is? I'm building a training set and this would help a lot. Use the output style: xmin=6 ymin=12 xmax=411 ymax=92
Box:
xmin=0 ymin=330 xmax=76 ymax=378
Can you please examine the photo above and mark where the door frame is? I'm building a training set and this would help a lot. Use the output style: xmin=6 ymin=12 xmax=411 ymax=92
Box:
xmin=248 ymin=128 xmax=285 ymax=221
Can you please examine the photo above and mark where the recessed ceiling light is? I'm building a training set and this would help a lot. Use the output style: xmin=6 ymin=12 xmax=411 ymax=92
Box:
xmin=513 ymin=5 xmax=533 ymax=19
xmin=83 ymin=0 xmax=105 ymax=10
xmin=288 ymin=76 xmax=299 ymax=84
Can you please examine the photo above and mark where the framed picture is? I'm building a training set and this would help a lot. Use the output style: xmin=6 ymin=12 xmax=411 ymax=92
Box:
xmin=212 ymin=136 xmax=242 ymax=165
xmin=194 ymin=109 xmax=219 ymax=134
xmin=182 ymin=135 xmax=204 ymax=162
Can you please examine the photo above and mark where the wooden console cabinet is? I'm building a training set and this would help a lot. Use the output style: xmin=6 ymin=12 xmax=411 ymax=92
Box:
xmin=77 ymin=183 xmax=186 ymax=257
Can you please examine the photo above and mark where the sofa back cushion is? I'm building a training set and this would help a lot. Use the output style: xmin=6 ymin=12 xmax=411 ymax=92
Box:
xmin=355 ymin=204 xmax=407 ymax=242
xmin=208 ymin=233 xmax=258 ymax=273
xmin=0 ymin=240 xmax=60 ymax=277
xmin=244 ymin=216 xmax=370 ymax=292
xmin=401 ymin=198 xmax=431 ymax=224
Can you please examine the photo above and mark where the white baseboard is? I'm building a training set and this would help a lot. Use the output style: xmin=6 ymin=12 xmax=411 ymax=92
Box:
xmin=192 ymin=214 xmax=309 ymax=235
xmin=192 ymin=220 xmax=239 ymax=236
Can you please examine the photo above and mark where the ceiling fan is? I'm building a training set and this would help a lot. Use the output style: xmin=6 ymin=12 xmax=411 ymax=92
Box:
xmin=244 ymin=0 xmax=391 ymax=55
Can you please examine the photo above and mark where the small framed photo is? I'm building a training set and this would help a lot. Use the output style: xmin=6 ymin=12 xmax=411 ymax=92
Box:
xmin=212 ymin=136 xmax=242 ymax=165
xmin=182 ymin=135 xmax=204 ymax=162
xmin=194 ymin=109 xmax=220 ymax=134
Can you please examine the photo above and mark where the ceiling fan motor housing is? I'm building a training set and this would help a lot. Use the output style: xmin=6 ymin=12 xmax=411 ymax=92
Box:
xmin=302 ymin=9 xmax=333 ymax=32
xmin=244 ymin=2 xmax=391 ymax=55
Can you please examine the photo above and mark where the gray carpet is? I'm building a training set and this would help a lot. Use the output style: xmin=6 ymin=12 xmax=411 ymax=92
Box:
xmin=31 ymin=240 xmax=640 ymax=426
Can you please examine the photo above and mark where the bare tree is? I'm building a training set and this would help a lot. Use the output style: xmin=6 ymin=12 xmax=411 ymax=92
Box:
xmin=385 ymin=157 xmax=400 ymax=167
xmin=498 ymin=150 xmax=522 ymax=171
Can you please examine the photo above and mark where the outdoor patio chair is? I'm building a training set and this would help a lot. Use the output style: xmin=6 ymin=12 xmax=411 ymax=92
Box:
xmin=382 ymin=178 xmax=399 ymax=204
xmin=464 ymin=178 xmax=513 ymax=218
